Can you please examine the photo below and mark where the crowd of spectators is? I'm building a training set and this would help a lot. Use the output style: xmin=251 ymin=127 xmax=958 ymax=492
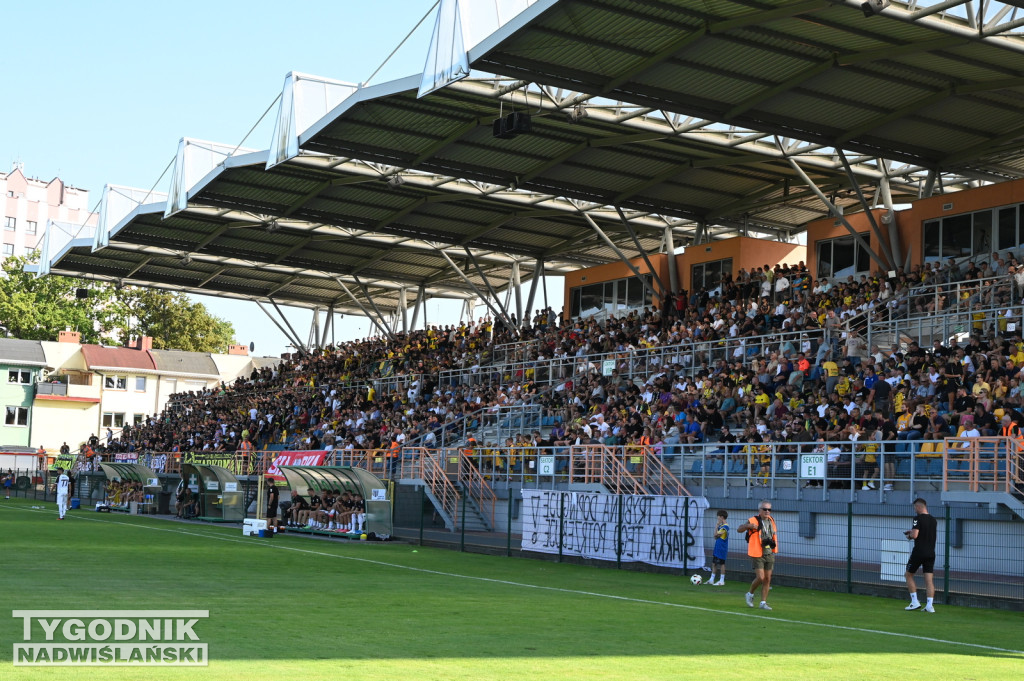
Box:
xmin=76 ymin=250 xmax=1024 ymax=489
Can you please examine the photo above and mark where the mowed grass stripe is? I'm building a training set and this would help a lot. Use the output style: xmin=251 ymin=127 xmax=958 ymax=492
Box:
xmin=3 ymin=501 xmax=1022 ymax=681
xmin=4 ymin=501 xmax=1019 ymax=655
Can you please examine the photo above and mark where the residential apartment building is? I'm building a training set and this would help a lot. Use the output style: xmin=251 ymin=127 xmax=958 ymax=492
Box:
xmin=1 ymin=163 xmax=96 ymax=262
xmin=9 ymin=331 xmax=279 ymax=451
xmin=0 ymin=339 xmax=48 ymax=447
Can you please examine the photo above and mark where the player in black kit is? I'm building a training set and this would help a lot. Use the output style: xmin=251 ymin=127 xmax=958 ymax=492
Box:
xmin=904 ymin=498 xmax=938 ymax=612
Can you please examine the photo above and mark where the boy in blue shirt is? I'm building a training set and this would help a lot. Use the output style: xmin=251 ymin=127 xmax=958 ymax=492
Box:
xmin=708 ymin=510 xmax=729 ymax=586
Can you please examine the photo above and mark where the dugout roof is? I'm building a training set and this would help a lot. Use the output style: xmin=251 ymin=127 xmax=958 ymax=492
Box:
xmin=471 ymin=0 xmax=1024 ymax=179
xmin=99 ymin=463 xmax=160 ymax=486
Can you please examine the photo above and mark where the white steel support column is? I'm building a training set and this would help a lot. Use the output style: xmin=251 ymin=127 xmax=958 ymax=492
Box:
xmin=399 ymin=287 xmax=409 ymax=335
xmin=512 ymin=261 xmax=523 ymax=327
xmin=457 ymin=248 xmax=518 ymax=331
xmin=525 ymin=258 xmax=543 ymax=322
xmin=352 ymin=275 xmax=398 ymax=341
xmin=410 ymin=283 xmax=426 ymax=331
xmin=664 ymin=226 xmax=678 ymax=294
xmin=256 ymin=300 xmax=306 ymax=353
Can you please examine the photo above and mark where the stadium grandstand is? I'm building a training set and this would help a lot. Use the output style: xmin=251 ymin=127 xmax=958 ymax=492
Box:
xmin=26 ymin=0 xmax=1024 ymax=605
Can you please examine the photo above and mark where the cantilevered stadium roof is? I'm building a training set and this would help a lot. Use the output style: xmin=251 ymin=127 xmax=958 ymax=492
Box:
xmin=300 ymin=75 xmax=937 ymax=234
xmin=35 ymin=0 xmax=1024 ymax=332
xmin=471 ymin=0 xmax=1024 ymax=178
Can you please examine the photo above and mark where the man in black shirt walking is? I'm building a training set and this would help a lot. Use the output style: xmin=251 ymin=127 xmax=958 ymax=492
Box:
xmin=904 ymin=498 xmax=938 ymax=613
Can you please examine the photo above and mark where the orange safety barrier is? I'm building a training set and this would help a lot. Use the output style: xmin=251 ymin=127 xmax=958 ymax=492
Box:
xmin=943 ymin=436 xmax=1024 ymax=494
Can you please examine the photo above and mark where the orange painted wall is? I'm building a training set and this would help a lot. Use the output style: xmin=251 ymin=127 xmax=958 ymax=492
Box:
xmin=562 ymin=253 xmax=670 ymax=314
xmin=678 ymin=236 xmax=804 ymax=290
xmin=808 ymin=177 xmax=1024 ymax=274
xmin=561 ymin=238 xmax=807 ymax=315
xmin=805 ymin=208 xmax=893 ymax=278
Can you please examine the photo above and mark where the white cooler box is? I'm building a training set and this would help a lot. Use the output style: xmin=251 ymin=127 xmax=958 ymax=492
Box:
xmin=243 ymin=519 xmax=267 ymax=536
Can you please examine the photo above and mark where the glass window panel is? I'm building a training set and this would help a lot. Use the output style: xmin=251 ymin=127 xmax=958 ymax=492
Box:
xmin=135 ymin=376 xmax=146 ymax=392
xmin=943 ymin=214 xmax=972 ymax=258
xmin=580 ymin=283 xmax=603 ymax=317
xmin=972 ymin=210 xmax=993 ymax=258
xmin=923 ymin=221 xmax=942 ymax=262
xmin=856 ymin=241 xmax=872 ymax=274
xmin=998 ymin=208 xmax=1017 ymax=252
xmin=570 ymin=287 xmax=581 ymax=317
xmin=5 ymin=407 xmax=15 ymax=425
xmin=603 ymin=282 xmax=616 ymax=314
xmin=817 ymin=240 xmax=833 ymax=278
xmin=626 ymin=276 xmax=645 ymax=310
xmin=692 ymin=264 xmax=704 ymax=291
xmin=831 ymin=236 xmax=857 ymax=280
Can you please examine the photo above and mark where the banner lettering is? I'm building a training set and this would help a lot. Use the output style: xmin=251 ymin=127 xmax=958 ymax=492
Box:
xmin=264 ymin=451 xmax=328 ymax=480
xmin=521 ymin=491 xmax=709 ymax=569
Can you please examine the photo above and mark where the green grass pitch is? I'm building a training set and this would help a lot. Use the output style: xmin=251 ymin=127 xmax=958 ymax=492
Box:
xmin=1 ymin=498 xmax=1021 ymax=681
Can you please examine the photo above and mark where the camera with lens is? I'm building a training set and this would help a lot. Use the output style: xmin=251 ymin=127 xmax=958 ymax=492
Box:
xmin=762 ymin=538 xmax=776 ymax=550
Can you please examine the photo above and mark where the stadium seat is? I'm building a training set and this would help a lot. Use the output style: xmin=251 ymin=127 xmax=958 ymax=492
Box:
xmin=947 ymin=459 xmax=968 ymax=478
xmin=895 ymin=457 xmax=911 ymax=478
xmin=708 ymin=459 xmax=723 ymax=475
xmin=689 ymin=459 xmax=703 ymax=475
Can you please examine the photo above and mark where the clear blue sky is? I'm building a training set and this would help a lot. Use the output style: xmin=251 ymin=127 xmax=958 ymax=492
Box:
xmin=3 ymin=1 xmax=542 ymax=355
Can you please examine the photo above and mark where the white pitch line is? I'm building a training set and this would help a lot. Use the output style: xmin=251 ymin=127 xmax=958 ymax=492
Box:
xmin=4 ymin=504 xmax=1023 ymax=656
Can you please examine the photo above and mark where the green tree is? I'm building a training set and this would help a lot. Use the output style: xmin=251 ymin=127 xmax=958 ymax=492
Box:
xmin=0 ymin=254 xmax=110 ymax=343
xmin=0 ymin=254 xmax=237 ymax=352
xmin=115 ymin=289 xmax=237 ymax=353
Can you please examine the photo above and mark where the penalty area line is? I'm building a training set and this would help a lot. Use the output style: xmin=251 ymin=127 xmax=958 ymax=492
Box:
xmin=4 ymin=504 xmax=1022 ymax=657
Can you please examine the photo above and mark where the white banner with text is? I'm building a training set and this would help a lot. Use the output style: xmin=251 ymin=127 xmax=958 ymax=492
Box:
xmin=521 ymin=491 xmax=710 ymax=569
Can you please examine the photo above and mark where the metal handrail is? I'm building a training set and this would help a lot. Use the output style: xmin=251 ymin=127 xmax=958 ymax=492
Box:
xmin=419 ymin=449 xmax=461 ymax=527
xmin=942 ymin=436 xmax=1023 ymax=494
xmin=635 ymin=445 xmax=689 ymax=497
xmin=457 ymin=449 xmax=497 ymax=529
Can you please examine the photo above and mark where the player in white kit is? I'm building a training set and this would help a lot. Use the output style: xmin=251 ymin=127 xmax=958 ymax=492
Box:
xmin=55 ymin=467 xmax=70 ymax=520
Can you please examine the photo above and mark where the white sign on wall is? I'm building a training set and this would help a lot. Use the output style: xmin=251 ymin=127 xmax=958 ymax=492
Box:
xmin=800 ymin=454 xmax=826 ymax=480
xmin=521 ymin=491 xmax=710 ymax=569
xmin=538 ymin=456 xmax=554 ymax=475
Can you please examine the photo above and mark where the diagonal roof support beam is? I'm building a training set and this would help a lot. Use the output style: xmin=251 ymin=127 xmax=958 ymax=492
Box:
xmin=786 ymin=156 xmax=890 ymax=272
xmin=461 ymin=246 xmax=517 ymax=330
xmin=334 ymin=277 xmax=394 ymax=340
xmin=581 ymin=212 xmax=661 ymax=303
xmin=269 ymin=298 xmax=309 ymax=353
xmin=197 ymin=266 xmax=228 ymax=288
xmin=837 ymin=149 xmax=896 ymax=267
xmin=256 ymin=300 xmax=306 ymax=354
xmin=615 ymin=206 xmax=667 ymax=295
xmin=353 ymin=274 xmax=399 ymax=340
xmin=437 ymin=249 xmax=518 ymax=336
